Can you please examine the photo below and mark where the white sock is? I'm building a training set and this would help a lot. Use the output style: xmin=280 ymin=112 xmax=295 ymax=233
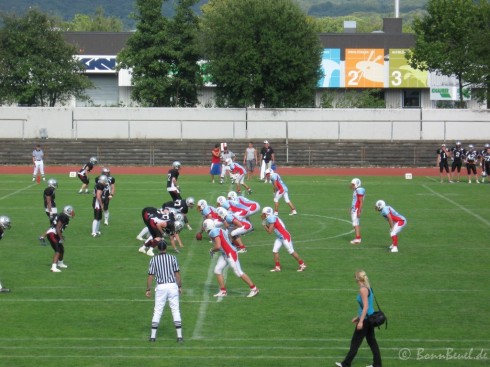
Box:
xmin=104 ymin=211 xmax=109 ymax=221
xmin=92 ymin=220 xmax=98 ymax=233
xmin=138 ymin=227 xmax=149 ymax=238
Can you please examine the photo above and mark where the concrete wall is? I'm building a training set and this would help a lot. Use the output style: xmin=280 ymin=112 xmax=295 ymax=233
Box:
xmin=0 ymin=107 xmax=488 ymax=141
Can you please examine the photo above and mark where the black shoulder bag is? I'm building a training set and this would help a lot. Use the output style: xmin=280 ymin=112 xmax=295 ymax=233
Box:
xmin=367 ymin=288 xmax=388 ymax=329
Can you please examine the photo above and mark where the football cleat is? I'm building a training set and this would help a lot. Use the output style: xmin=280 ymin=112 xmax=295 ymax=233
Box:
xmin=176 ymin=337 xmax=184 ymax=343
xmin=297 ymin=264 xmax=307 ymax=272
xmin=350 ymin=239 xmax=361 ymax=244
xmin=136 ymin=236 xmax=145 ymax=241
xmin=39 ymin=236 xmax=46 ymax=246
xmin=51 ymin=267 xmax=61 ymax=273
xmin=270 ymin=266 xmax=281 ymax=272
xmin=390 ymin=246 xmax=399 ymax=253
xmin=289 ymin=210 xmax=298 ymax=216
xmin=146 ymin=248 xmax=155 ymax=257
xmin=138 ymin=245 xmax=148 ymax=254
xmin=149 ymin=338 xmax=156 ymax=342
xmin=0 ymin=288 xmax=11 ymax=293
xmin=57 ymin=263 xmax=68 ymax=269
xmin=247 ymin=288 xmax=259 ymax=298
xmin=237 ymin=248 xmax=248 ymax=253
xmin=213 ymin=290 xmax=227 ymax=297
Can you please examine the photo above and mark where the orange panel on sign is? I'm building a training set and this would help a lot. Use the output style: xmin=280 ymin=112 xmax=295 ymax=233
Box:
xmin=345 ymin=49 xmax=385 ymax=88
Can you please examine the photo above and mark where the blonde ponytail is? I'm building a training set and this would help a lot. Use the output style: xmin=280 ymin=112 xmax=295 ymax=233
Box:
xmin=355 ymin=270 xmax=371 ymax=289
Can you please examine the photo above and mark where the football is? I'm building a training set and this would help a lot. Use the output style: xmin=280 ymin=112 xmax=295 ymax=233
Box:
xmin=195 ymin=232 xmax=203 ymax=241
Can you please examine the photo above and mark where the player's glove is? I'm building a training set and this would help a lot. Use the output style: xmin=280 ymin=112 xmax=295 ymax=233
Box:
xmin=39 ymin=236 xmax=46 ymax=246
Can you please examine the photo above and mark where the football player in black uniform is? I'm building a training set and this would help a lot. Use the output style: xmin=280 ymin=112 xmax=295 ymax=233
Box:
xmin=78 ymin=157 xmax=97 ymax=194
xmin=436 ymin=143 xmax=452 ymax=183
xmin=166 ymin=161 xmax=182 ymax=201
xmin=43 ymin=178 xmax=58 ymax=224
xmin=0 ymin=216 xmax=12 ymax=292
xmin=465 ymin=144 xmax=480 ymax=183
xmin=95 ymin=167 xmax=116 ymax=226
xmin=139 ymin=207 xmax=176 ymax=256
xmin=162 ymin=197 xmax=195 ymax=230
xmin=481 ymin=145 xmax=490 ymax=183
xmin=91 ymin=175 xmax=109 ymax=237
xmin=450 ymin=141 xmax=466 ymax=182
xmin=39 ymin=205 xmax=75 ymax=273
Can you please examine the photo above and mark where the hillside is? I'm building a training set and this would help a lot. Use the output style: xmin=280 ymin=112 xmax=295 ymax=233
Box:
xmin=0 ymin=0 xmax=427 ymax=29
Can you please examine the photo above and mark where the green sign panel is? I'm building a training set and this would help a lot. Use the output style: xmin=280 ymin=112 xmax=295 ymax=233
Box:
xmin=389 ymin=49 xmax=428 ymax=88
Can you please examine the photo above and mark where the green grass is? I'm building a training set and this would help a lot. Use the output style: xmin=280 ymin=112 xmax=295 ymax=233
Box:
xmin=0 ymin=173 xmax=489 ymax=367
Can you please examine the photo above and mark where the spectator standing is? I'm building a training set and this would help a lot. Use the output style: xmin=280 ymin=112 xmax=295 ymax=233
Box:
xmin=265 ymin=169 xmax=297 ymax=216
xmin=219 ymin=144 xmax=235 ymax=184
xmin=243 ymin=142 xmax=258 ymax=180
xmin=349 ymin=178 xmax=365 ymax=245
xmin=146 ymin=240 xmax=183 ymax=343
xmin=167 ymin=161 xmax=182 ymax=201
xmin=32 ymin=144 xmax=46 ymax=182
xmin=78 ymin=157 xmax=97 ymax=194
xmin=335 ymin=270 xmax=382 ymax=367
xmin=210 ymin=144 xmax=222 ymax=183
xmin=0 ymin=216 xmax=12 ymax=292
xmin=450 ymin=141 xmax=466 ymax=182
xmin=259 ymin=140 xmax=275 ymax=182
xmin=436 ymin=143 xmax=452 ymax=183
xmin=375 ymin=200 xmax=407 ymax=253
xmin=261 ymin=207 xmax=306 ymax=272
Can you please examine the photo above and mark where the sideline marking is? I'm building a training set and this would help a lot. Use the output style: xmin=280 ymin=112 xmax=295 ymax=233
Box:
xmin=422 ymin=185 xmax=490 ymax=227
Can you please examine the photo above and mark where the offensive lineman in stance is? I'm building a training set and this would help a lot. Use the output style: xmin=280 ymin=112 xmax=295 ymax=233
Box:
xmin=0 ymin=216 xmax=12 ymax=292
xmin=203 ymin=219 xmax=259 ymax=298
xmin=146 ymin=239 xmax=183 ymax=343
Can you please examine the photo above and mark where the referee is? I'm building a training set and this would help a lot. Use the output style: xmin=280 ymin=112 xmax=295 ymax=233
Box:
xmin=32 ymin=144 xmax=46 ymax=182
xmin=145 ymin=240 xmax=183 ymax=343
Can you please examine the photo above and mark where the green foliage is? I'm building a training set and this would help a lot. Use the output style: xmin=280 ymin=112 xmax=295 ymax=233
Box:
xmin=201 ymin=0 xmax=322 ymax=108
xmin=321 ymin=89 xmax=385 ymax=108
xmin=68 ymin=7 xmax=124 ymax=32
xmin=117 ymin=0 xmax=201 ymax=107
xmin=0 ymin=8 xmax=93 ymax=106
xmin=409 ymin=0 xmax=487 ymax=108
xmin=0 ymin=173 xmax=489 ymax=366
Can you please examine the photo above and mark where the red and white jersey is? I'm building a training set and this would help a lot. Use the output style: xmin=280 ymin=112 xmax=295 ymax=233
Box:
xmin=351 ymin=187 xmax=366 ymax=211
xmin=229 ymin=162 xmax=246 ymax=176
xmin=208 ymin=227 xmax=238 ymax=261
xmin=265 ymin=214 xmax=291 ymax=242
xmin=236 ymin=196 xmax=260 ymax=215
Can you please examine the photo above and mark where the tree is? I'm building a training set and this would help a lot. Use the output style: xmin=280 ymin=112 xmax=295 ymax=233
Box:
xmin=117 ymin=0 xmax=201 ymax=107
xmin=68 ymin=7 xmax=124 ymax=32
xmin=167 ymin=0 xmax=202 ymax=107
xmin=200 ymin=0 xmax=322 ymax=108
xmin=0 ymin=8 xmax=93 ymax=106
xmin=409 ymin=0 xmax=485 ymax=108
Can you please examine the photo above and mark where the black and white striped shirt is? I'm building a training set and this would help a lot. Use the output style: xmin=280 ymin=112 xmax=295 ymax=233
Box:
xmin=148 ymin=253 xmax=180 ymax=284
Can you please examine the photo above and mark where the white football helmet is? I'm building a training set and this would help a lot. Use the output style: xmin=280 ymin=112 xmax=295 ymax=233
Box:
xmin=98 ymin=175 xmax=108 ymax=185
xmin=217 ymin=196 xmax=227 ymax=206
xmin=216 ymin=207 xmax=228 ymax=219
xmin=197 ymin=199 xmax=207 ymax=210
xmin=63 ymin=205 xmax=75 ymax=218
xmin=485 ymin=143 xmax=490 ymax=148
xmin=227 ymin=191 xmax=238 ymax=201
xmin=47 ymin=178 xmax=58 ymax=188
xmin=262 ymin=206 xmax=274 ymax=217
xmin=90 ymin=157 xmax=98 ymax=164
xmin=172 ymin=161 xmax=181 ymax=169
xmin=468 ymin=144 xmax=474 ymax=149
xmin=375 ymin=200 xmax=386 ymax=211
xmin=456 ymin=141 xmax=461 ymax=146
xmin=225 ymin=157 xmax=233 ymax=165
xmin=186 ymin=197 xmax=195 ymax=208
xmin=101 ymin=167 xmax=110 ymax=175
xmin=203 ymin=219 xmax=215 ymax=232
xmin=0 ymin=215 xmax=11 ymax=230
xmin=265 ymin=169 xmax=271 ymax=175
xmin=174 ymin=220 xmax=184 ymax=233
xmin=351 ymin=178 xmax=361 ymax=189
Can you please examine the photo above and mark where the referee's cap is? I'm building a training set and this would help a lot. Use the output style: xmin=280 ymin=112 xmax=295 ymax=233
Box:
xmin=157 ymin=239 xmax=168 ymax=251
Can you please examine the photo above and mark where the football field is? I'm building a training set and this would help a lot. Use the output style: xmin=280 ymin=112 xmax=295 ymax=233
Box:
xmin=0 ymin=172 xmax=488 ymax=367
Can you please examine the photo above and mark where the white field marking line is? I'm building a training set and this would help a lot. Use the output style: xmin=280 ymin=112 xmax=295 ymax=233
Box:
xmin=0 ymin=184 xmax=37 ymax=201
xmin=423 ymin=184 xmax=490 ymax=227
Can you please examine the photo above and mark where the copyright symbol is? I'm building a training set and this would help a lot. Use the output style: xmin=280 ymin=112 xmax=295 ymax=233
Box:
xmin=399 ymin=348 xmax=411 ymax=360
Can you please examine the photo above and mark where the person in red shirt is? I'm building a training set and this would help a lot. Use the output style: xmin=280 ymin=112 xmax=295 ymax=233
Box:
xmin=210 ymin=143 xmax=221 ymax=183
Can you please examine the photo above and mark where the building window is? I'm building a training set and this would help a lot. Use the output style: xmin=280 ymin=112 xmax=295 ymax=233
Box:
xmin=403 ymin=90 xmax=421 ymax=108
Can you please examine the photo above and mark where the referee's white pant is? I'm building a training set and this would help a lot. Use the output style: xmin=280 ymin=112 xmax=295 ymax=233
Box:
xmin=33 ymin=160 xmax=45 ymax=176
xmin=151 ymin=283 xmax=181 ymax=328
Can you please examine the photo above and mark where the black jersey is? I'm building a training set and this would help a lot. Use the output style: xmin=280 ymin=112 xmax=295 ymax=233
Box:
xmin=436 ymin=148 xmax=449 ymax=162
xmin=51 ymin=213 xmax=70 ymax=231
xmin=466 ymin=149 xmax=479 ymax=163
xmin=166 ymin=169 xmax=179 ymax=189
xmin=451 ymin=147 xmax=466 ymax=161
xmin=43 ymin=187 xmax=56 ymax=210
xmin=162 ymin=199 xmax=189 ymax=214
xmin=79 ymin=162 xmax=94 ymax=175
